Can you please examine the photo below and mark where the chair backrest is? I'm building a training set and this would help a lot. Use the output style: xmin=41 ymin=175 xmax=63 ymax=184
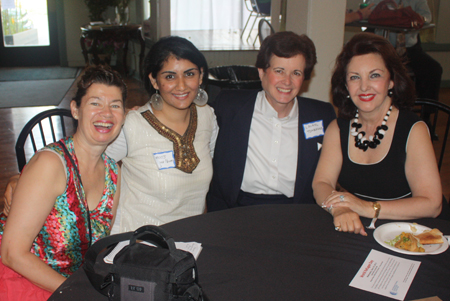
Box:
xmin=258 ymin=19 xmax=274 ymax=44
xmin=251 ymin=0 xmax=271 ymax=15
xmin=15 ymin=108 xmax=76 ymax=172
xmin=414 ymin=98 xmax=450 ymax=172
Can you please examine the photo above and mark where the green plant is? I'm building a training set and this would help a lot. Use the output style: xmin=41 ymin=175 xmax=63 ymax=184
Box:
xmin=84 ymin=0 xmax=119 ymax=22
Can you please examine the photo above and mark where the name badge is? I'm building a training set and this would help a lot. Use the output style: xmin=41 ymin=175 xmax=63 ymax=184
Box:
xmin=303 ymin=120 xmax=325 ymax=139
xmin=153 ymin=151 xmax=176 ymax=170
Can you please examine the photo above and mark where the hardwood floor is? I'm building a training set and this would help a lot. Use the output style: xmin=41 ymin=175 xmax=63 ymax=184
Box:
xmin=0 ymin=73 xmax=449 ymax=210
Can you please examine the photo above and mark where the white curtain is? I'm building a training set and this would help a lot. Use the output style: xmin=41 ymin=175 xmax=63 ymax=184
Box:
xmin=171 ymin=0 xmax=249 ymax=30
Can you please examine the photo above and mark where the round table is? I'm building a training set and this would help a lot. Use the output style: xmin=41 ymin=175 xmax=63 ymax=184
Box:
xmin=49 ymin=204 xmax=450 ymax=300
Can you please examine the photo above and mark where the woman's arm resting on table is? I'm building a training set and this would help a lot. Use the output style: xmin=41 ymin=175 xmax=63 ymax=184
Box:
xmin=312 ymin=121 xmax=367 ymax=236
xmin=329 ymin=121 xmax=442 ymax=220
xmin=2 ymin=174 xmax=20 ymax=216
xmin=313 ymin=121 xmax=342 ymax=205
xmin=401 ymin=121 xmax=441 ymax=218
xmin=1 ymin=151 xmax=67 ymax=292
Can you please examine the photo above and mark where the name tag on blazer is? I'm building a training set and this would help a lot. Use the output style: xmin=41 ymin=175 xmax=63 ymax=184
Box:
xmin=303 ymin=120 xmax=325 ymax=140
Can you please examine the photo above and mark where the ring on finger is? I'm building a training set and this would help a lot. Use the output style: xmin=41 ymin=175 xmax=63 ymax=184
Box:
xmin=340 ymin=195 xmax=345 ymax=202
xmin=335 ymin=226 xmax=341 ymax=231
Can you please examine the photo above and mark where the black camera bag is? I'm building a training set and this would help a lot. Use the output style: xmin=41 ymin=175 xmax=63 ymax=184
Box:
xmin=83 ymin=225 xmax=203 ymax=301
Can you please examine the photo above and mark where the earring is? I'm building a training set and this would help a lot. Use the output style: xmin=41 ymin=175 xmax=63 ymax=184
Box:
xmin=388 ymin=89 xmax=393 ymax=97
xmin=194 ymin=88 xmax=208 ymax=106
xmin=150 ymin=90 xmax=163 ymax=111
xmin=73 ymin=114 xmax=78 ymax=120
xmin=346 ymin=95 xmax=350 ymax=99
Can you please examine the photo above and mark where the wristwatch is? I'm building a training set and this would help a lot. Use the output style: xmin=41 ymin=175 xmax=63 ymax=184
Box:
xmin=373 ymin=202 xmax=381 ymax=218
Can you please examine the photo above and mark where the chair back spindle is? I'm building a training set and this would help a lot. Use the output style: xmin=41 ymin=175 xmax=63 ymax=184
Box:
xmin=15 ymin=108 xmax=76 ymax=172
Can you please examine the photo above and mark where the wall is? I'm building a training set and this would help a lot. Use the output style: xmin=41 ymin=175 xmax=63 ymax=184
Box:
xmin=285 ymin=0 xmax=347 ymax=103
xmin=63 ymin=0 xmax=90 ymax=67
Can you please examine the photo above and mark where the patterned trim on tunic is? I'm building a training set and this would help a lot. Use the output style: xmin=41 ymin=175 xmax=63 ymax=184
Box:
xmin=141 ymin=104 xmax=200 ymax=173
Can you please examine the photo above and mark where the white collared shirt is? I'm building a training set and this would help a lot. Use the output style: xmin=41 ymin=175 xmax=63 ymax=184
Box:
xmin=240 ymin=91 xmax=299 ymax=197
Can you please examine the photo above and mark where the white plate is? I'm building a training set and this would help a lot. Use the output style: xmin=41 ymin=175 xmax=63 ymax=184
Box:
xmin=373 ymin=222 xmax=449 ymax=255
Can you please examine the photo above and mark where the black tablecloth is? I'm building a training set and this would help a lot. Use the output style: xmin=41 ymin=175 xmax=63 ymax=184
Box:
xmin=49 ymin=204 xmax=450 ymax=300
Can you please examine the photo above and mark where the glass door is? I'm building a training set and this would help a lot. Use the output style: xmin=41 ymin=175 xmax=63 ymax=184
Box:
xmin=0 ymin=0 xmax=60 ymax=66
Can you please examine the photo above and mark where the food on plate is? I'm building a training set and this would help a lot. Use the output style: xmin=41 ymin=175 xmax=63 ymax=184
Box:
xmin=385 ymin=227 xmax=444 ymax=252
xmin=395 ymin=232 xmax=425 ymax=252
xmin=414 ymin=228 xmax=444 ymax=245
xmin=385 ymin=232 xmax=425 ymax=252
xmin=409 ymin=223 xmax=418 ymax=233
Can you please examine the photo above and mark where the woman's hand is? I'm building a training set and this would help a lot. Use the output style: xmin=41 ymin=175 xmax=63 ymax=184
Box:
xmin=2 ymin=174 xmax=20 ymax=216
xmin=332 ymin=207 xmax=367 ymax=236
xmin=323 ymin=191 xmax=373 ymax=218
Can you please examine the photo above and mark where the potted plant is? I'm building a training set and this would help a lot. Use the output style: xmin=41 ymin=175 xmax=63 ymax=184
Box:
xmin=84 ymin=0 xmax=114 ymax=22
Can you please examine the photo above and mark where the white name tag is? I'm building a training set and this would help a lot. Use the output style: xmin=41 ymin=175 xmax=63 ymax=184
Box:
xmin=153 ymin=151 xmax=176 ymax=170
xmin=303 ymin=120 xmax=325 ymax=139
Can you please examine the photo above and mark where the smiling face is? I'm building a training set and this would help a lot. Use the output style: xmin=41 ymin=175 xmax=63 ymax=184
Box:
xmin=71 ymin=83 xmax=125 ymax=145
xmin=149 ymin=56 xmax=203 ymax=111
xmin=346 ymin=53 xmax=394 ymax=115
xmin=258 ymin=54 xmax=306 ymax=113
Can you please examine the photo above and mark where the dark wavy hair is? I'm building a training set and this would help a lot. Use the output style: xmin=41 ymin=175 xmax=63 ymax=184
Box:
xmin=73 ymin=65 xmax=127 ymax=108
xmin=143 ymin=36 xmax=208 ymax=95
xmin=255 ymin=31 xmax=317 ymax=80
xmin=332 ymin=32 xmax=415 ymax=119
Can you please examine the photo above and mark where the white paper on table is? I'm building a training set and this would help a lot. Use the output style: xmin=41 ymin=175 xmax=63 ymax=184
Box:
xmin=103 ymin=240 xmax=202 ymax=264
xmin=349 ymin=249 xmax=421 ymax=300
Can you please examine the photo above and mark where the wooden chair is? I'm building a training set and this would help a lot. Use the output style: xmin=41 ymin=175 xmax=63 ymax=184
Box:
xmin=15 ymin=108 xmax=76 ymax=171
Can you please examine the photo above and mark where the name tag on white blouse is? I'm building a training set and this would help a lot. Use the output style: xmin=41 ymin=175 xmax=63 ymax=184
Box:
xmin=153 ymin=151 xmax=176 ymax=170
xmin=303 ymin=120 xmax=325 ymax=139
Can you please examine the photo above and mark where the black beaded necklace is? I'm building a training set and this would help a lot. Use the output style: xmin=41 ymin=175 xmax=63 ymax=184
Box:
xmin=351 ymin=106 xmax=392 ymax=151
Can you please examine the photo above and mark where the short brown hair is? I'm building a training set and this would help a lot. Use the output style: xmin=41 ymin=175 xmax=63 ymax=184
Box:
xmin=332 ymin=32 xmax=415 ymax=119
xmin=255 ymin=31 xmax=317 ymax=80
xmin=73 ymin=65 xmax=127 ymax=108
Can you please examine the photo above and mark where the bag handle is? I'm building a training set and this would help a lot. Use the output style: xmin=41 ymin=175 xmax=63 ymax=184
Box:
xmin=129 ymin=225 xmax=177 ymax=251
xmin=83 ymin=225 xmax=177 ymax=297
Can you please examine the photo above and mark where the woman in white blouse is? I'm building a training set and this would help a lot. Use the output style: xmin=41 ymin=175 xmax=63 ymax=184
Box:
xmin=107 ymin=36 xmax=218 ymax=232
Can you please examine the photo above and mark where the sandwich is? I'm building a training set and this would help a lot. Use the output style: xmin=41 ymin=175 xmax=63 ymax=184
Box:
xmin=414 ymin=228 xmax=444 ymax=245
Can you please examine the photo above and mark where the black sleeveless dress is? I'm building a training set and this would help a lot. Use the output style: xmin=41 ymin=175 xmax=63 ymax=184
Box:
xmin=337 ymin=110 xmax=420 ymax=202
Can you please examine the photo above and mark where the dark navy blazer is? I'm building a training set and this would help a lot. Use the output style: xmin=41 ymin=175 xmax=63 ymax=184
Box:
xmin=207 ymin=89 xmax=336 ymax=211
